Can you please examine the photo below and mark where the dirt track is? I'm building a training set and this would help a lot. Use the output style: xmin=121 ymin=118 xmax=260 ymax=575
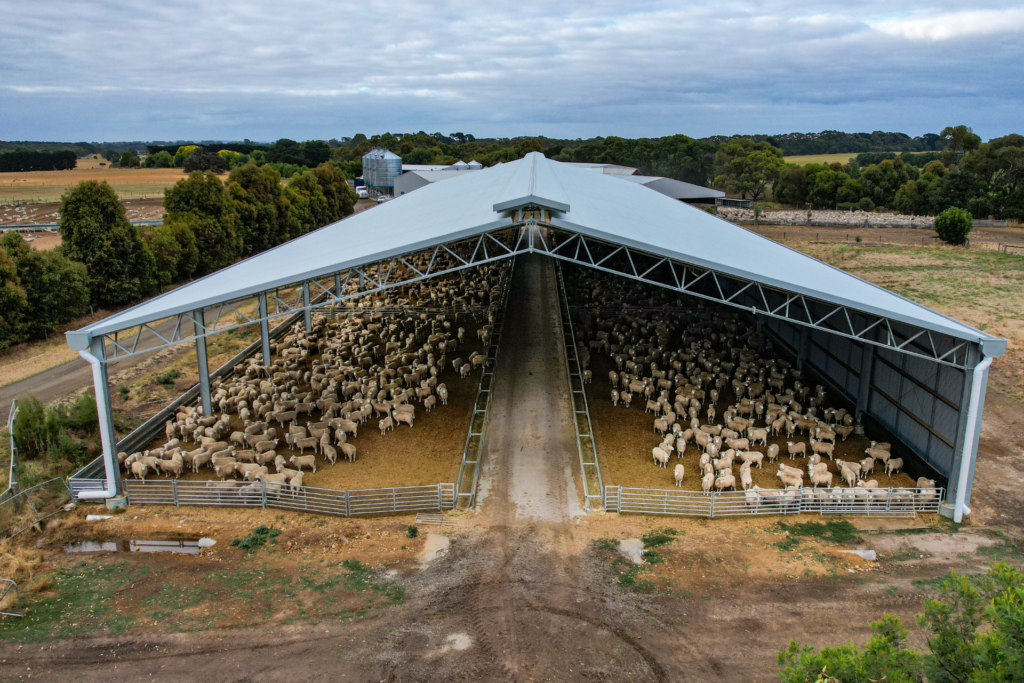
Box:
xmin=2 ymin=256 xmax=1023 ymax=682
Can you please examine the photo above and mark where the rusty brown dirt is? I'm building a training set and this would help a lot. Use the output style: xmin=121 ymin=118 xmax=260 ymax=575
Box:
xmin=1 ymin=255 xmax=1023 ymax=682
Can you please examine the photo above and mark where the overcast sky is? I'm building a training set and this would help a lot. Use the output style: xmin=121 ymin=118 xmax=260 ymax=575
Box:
xmin=1 ymin=0 xmax=1022 ymax=142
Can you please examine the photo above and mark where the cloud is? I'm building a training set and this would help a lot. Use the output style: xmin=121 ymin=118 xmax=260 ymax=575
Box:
xmin=869 ymin=8 xmax=1024 ymax=41
xmin=0 ymin=0 xmax=1021 ymax=140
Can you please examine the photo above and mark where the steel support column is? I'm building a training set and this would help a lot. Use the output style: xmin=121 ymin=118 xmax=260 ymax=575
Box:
xmin=90 ymin=336 xmax=124 ymax=498
xmin=193 ymin=309 xmax=212 ymax=416
xmin=258 ymin=294 xmax=271 ymax=366
xmin=796 ymin=326 xmax=811 ymax=370
xmin=302 ymin=282 xmax=312 ymax=331
xmin=855 ymin=342 xmax=874 ymax=434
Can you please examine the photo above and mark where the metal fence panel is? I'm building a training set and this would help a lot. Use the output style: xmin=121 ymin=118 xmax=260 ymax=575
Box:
xmin=123 ymin=480 xmax=455 ymax=518
xmin=0 ymin=478 xmax=73 ymax=537
xmin=606 ymin=485 xmax=942 ymax=518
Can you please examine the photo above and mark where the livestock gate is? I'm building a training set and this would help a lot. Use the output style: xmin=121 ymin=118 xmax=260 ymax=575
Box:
xmin=65 ymin=153 xmax=1004 ymax=522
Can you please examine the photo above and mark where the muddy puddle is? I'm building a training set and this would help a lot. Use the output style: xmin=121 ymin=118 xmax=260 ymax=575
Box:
xmin=65 ymin=538 xmax=216 ymax=554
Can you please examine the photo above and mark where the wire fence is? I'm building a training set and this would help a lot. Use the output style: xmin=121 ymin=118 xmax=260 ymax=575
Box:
xmin=605 ymin=485 xmax=943 ymax=518
xmin=0 ymin=400 xmax=17 ymax=503
xmin=0 ymin=478 xmax=73 ymax=538
xmin=0 ymin=579 xmax=23 ymax=618
xmin=124 ymin=480 xmax=455 ymax=517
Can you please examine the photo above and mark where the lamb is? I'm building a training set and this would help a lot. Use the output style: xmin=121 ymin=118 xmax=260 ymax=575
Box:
xmin=865 ymin=447 xmax=891 ymax=464
xmin=810 ymin=470 xmax=833 ymax=488
xmin=130 ymin=462 xmax=150 ymax=480
xmin=738 ymin=450 xmax=764 ymax=469
xmin=393 ymin=410 xmax=415 ymax=428
xmin=739 ymin=466 xmax=753 ymax=491
xmin=293 ymin=437 xmax=320 ymax=455
xmin=810 ymin=440 xmax=834 ymax=459
xmin=839 ymin=464 xmax=858 ymax=487
xmin=714 ymin=473 xmax=737 ymax=492
xmin=156 ymin=457 xmax=184 ymax=478
xmin=322 ymin=443 xmax=338 ymax=465
xmin=437 ymin=386 xmax=449 ymax=405
xmin=243 ymin=465 xmax=269 ymax=482
xmin=652 ymin=446 xmax=670 ymax=468
xmin=702 ymin=472 xmax=716 ymax=495
xmin=255 ymin=439 xmax=279 ymax=454
xmin=236 ymin=463 xmax=264 ymax=480
xmin=765 ymin=444 xmax=780 ymax=463
xmin=379 ymin=416 xmax=394 ymax=435
xmin=885 ymin=457 xmax=904 ymax=476
xmin=725 ymin=437 xmax=749 ymax=452
xmin=214 ymin=461 xmax=237 ymax=480
xmin=748 ymin=428 xmax=768 ymax=447
xmin=423 ymin=395 xmax=437 ymax=412
xmin=339 ymin=442 xmax=357 ymax=462
xmin=673 ymin=464 xmax=685 ymax=487
xmin=859 ymin=456 xmax=876 ymax=475
xmin=776 ymin=466 xmax=803 ymax=488
xmin=786 ymin=441 xmax=806 ymax=459
xmin=653 ymin=418 xmax=669 ymax=435
xmin=289 ymin=455 xmax=317 ymax=472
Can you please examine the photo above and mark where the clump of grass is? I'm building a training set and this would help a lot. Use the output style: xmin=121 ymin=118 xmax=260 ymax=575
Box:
xmin=776 ymin=520 xmax=863 ymax=545
xmin=230 ymin=525 xmax=282 ymax=554
xmin=341 ymin=559 xmax=405 ymax=603
xmin=155 ymin=370 xmax=181 ymax=387
xmin=405 ymin=525 xmax=418 ymax=539
xmin=595 ymin=537 xmax=619 ymax=552
xmin=887 ymin=547 xmax=925 ymax=562
xmin=118 ymin=385 xmax=130 ymax=400
xmin=641 ymin=527 xmax=681 ymax=549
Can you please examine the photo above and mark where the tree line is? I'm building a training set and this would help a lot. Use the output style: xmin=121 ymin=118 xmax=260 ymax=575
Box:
xmin=705 ymin=130 xmax=945 ymax=156
xmin=0 ymin=148 xmax=77 ymax=172
xmin=711 ymin=126 xmax=1024 ymax=220
xmin=0 ymin=163 xmax=356 ymax=350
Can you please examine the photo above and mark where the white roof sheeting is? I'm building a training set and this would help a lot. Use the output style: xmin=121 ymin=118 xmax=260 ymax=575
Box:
xmin=69 ymin=153 xmax=1003 ymax=355
xmin=616 ymin=175 xmax=725 ymax=201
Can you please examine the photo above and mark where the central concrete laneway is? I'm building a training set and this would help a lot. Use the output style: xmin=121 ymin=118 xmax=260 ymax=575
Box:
xmin=476 ymin=253 xmax=582 ymax=522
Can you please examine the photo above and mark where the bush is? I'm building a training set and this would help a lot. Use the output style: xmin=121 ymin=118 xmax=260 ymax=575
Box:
xmin=857 ymin=197 xmax=875 ymax=212
xmin=966 ymin=196 xmax=993 ymax=219
xmin=230 ymin=525 xmax=282 ymax=554
xmin=934 ymin=207 xmax=972 ymax=245
xmin=155 ymin=369 xmax=180 ymax=387
xmin=836 ymin=202 xmax=857 ymax=211
xmin=406 ymin=525 xmax=419 ymax=538
xmin=13 ymin=393 xmax=97 ymax=466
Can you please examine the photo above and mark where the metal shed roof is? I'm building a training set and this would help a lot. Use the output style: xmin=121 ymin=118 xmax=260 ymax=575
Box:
xmin=616 ymin=175 xmax=725 ymax=201
xmin=68 ymin=153 xmax=1004 ymax=357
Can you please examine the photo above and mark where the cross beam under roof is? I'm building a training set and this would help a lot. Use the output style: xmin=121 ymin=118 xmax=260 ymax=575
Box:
xmin=89 ymin=221 xmax=978 ymax=368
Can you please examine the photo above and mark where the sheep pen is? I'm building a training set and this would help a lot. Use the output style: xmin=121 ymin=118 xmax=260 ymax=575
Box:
xmin=128 ymin=260 xmax=510 ymax=492
xmin=564 ymin=267 xmax=920 ymax=496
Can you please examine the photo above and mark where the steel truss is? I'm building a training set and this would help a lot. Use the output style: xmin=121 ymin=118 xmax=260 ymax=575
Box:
xmin=97 ymin=221 xmax=976 ymax=368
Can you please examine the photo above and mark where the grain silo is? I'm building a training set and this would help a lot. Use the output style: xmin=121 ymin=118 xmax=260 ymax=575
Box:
xmin=362 ymin=149 xmax=402 ymax=197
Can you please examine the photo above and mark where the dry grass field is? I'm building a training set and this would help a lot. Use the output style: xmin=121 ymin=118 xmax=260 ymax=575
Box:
xmin=782 ymin=153 xmax=858 ymax=165
xmin=0 ymin=156 xmax=224 ymax=205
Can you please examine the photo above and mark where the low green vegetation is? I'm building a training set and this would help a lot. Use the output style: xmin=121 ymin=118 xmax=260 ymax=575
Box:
xmin=775 ymin=520 xmax=863 ymax=546
xmin=778 ymin=563 xmax=1024 ymax=683
xmin=405 ymin=525 xmax=418 ymax=539
xmin=11 ymin=393 xmax=101 ymax=479
xmin=594 ymin=529 xmax=683 ymax=592
xmin=230 ymin=525 xmax=283 ymax=554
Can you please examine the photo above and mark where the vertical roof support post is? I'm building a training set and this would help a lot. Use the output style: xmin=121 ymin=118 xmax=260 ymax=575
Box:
xmin=854 ymin=342 xmax=875 ymax=435
xmin=796 ymin=325 xmax=811 ymax=371
xmin=193 ymin=309 xmax=212 ymax=417
xmin=258 ymin=293 xmax=271 ymax=369
xmin=334 ymin=273 xmax=342 ymax=298
xmin=77 ymin=335 xmax=125 ymax=504
xmin=302 ymin=282 xmax=311 ymax=332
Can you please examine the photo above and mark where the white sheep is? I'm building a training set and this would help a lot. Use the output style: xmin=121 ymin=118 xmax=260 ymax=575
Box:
xmin=652 ymin=446 xmax=670 ymax=468
xmin=673 ymin=464 xmax=685 ymax=487
xmin=289 ymin=455 xmax=317 ymax=472
xmin=885 ymin=457 xmax=904 ymax=476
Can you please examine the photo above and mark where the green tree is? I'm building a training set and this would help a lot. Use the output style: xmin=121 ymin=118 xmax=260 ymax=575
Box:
xmin=934 ymin=207 xmax=973 ymax=245
xmin=140 ymin=224 xmax=183 ymax=288
xmin=860 ymin=159 xmax=910 ymax=208
xmin=183 ymin=148 xmax=228 ymax=173
xmin=930 ymin=172 xmax=981 ymax=214
xmin=941 ymin=125 xmax=982 ymax=162
xmin=266 ymin=139 xmax=307 ymax=166
xmin=163 ymin=171 xmax=238 ymax=274
xmin=894 ymin=180 xmax=923 ymax=215
xmin=59 ymin=180 xmax=157 ymax=306
xmin=779 ymin=564 xmax=1024 ymax=683
xmin=142 ymin=150 xmax=173 ymax=168
xmin=226 ymin=164 xmax=297 ymax=257
xmin=713 ymin=139 xmax=785 ymax=202
xmin=119 ymin=151 xmax=141 ymax=168
xmin=1 ymin=234 xmax=89 ymax=339
xmin=0 ymin=248 xmax=26 ymax=349
xmin=172 ymin=145 xmax=199 ymax=168
xmin=808 ymin=168 xmax=849 ymax=209
xmin=402 ymin=147 xmax=435 ymax=164
xmin=302 ymin=140 xmax=331 ymax=167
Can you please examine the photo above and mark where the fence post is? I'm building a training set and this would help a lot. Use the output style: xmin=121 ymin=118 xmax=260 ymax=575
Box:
xmin=710 ymin=491 xmax=715 ymax=519
xmin=344 ymin=489 xmax=350 ymax=517
xmin=437 ymin=484 xmax=443 ymax=511
xmin=261 ymin=481 xmax=267 ymax=508
xmin=173 ymin=479 xmax=179 ymax=507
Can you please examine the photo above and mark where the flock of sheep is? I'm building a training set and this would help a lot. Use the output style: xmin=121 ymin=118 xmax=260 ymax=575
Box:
xmin=568 ymin=270 xmax=941 ymax=508
xmin=119 ymin=258 xmax=510 ymax=494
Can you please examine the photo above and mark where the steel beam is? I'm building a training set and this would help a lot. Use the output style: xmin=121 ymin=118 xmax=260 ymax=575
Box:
xmin=258 ymin=293 xmax=271 ymax=369
xmin=193 ymin=309 xmax=212 ymax=416
xmin=90 ymin=336 xmax=124 ymax=497
xmin=302 ymin=282 xmax=312 ymax=332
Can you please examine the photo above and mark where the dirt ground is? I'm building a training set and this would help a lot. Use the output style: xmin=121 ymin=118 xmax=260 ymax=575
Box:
xmin=2 ymin=259 xmax=1023 ymax=683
